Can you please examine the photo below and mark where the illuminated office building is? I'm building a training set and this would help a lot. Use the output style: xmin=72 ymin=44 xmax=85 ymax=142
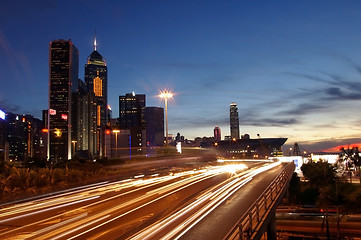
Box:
xmin=230 ymin=102 xmax=240 ymax=140
xmin=84 ymin=37 xmax=108 ymax=126
xmin=5 ymin=113 xmax=45 ymax=162
xmin=48 ymin=39 xmax=79 ymax=162
xmin=119 ymin=92 xmax=146 ymax=153
xmin=84 ymin=37 xmax=108 ymax=157
xmin=119 ymin=92 xmax=145 ymax=129
xmin=74 ymin=79 xmax=97 ymax=156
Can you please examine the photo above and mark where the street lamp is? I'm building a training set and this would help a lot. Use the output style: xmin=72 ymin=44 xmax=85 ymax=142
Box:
xmin=112 ymin=129 xmax=120 ymax=158
xmin=71 ymin=140 xmax=77 ymax=157
xmin=159 ymin=90 xmax=173 ymax=145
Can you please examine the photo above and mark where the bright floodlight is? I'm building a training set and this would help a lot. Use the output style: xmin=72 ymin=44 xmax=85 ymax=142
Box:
xmin=159 ymin=91 xmax=173 ymax=99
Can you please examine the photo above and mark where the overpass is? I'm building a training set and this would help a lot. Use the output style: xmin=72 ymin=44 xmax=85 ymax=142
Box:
xmin=224 ymin=162 xmax=295 ymax=240
xmin=177 ymin=161 xmax=295 ymax=240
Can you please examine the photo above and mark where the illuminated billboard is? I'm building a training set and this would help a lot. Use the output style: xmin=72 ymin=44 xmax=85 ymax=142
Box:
xmin=0 ymin=109 xmax=5 ymax=120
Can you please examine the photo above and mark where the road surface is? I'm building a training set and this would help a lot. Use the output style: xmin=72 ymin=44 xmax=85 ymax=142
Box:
xmin=0 ymin=160 xmax=288 ymax=239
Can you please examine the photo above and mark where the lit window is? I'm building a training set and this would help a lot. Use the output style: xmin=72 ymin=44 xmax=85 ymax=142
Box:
xmin=93 ymin=76 xmax=103 ymax=97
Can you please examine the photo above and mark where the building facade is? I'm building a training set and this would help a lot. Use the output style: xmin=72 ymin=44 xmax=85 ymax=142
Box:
xmin=84 ymin=40 xmax=108 ymax=158
xmin=145 ymin=107 xmax=164 ymax=146
xmin=230 ymin=102 xmax=240 ymax=140
xmin=84 ymin=40 xmax=108 ymax=126
xmin=214 ymin=126 xmax=221 ymax=142
xmin=215 ymin=137 xmax=287 ymax=159
xmin=74 ymin=79 xmax=98 ymax=157
xmin=119 ymin=92 xmax=146 ymax=154
xmin=48 ymin=39 xmax=79 ymax=162
xmin=5 ymin=113 xmax=45 ymax=163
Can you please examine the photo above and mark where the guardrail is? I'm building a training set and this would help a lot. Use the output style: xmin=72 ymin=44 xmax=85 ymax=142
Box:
xmin=224 ymin=162 xmax=295 ymax=240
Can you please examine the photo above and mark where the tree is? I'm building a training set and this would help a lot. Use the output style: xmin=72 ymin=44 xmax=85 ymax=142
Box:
xmin=301 ymin=161 xmax=336 ymax=187
xmin=301 ymin=161 xmax=337 ymax=239
xmin=339 ymin=147 xmax=361 ymax=183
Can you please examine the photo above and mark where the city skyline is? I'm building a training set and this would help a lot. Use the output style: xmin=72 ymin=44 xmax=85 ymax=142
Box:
xmin=1 ymin=1 xmax=361 ymax=151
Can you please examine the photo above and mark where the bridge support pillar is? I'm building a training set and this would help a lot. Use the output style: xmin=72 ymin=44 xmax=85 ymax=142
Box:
xmin=266 ymin=211 xmax=276 ymax=240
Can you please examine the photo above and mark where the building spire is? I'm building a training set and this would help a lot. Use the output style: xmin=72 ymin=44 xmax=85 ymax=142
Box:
xmin=94 ymin=29 xmax=97 ymax=51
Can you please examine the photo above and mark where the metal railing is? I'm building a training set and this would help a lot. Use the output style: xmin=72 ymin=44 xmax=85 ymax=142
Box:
xmin=224 ymin=162 xmax=295 ymax=240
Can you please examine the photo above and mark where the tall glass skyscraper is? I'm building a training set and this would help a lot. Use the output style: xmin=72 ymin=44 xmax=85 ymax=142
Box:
xmin=48 ymin=39 xmax=79 ymax=162
xmin=84 ymin=38 xmax=108 ymax=157
xmin=84 ymin=38 xmax=108 ymax=126
xmin=230 ymin=102 xmax=240 ymax=140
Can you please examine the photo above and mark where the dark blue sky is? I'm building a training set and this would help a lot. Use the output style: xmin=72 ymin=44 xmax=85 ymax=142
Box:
xmin=1 ymin=0 xmax=361 ymax=151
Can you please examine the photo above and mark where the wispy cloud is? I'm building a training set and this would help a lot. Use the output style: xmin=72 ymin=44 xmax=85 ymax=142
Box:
xmin=160 ymin=61 xmax=230 ymax=70
xmin=0 ymin=100 xmax=20 ymax=113
xmin=240 ymin=116 xmax=299 ymax=127
xmin=324 ymin=87 xmax=361 ymax=100
xmin=279 ymin=103 xmax=325 ymax=115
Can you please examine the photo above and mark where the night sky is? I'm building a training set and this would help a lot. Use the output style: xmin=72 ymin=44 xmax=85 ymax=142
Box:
xmin=1 ymin=0 xmax=361 ymax=151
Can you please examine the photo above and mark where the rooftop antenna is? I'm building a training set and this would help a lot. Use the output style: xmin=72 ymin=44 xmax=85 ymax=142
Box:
xmin=94 ymin=29 xmax=97 ymax=51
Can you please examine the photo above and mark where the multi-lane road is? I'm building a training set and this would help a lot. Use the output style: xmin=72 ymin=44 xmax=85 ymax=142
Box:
xmin=0 ymin=160 xmax=288 ymax=239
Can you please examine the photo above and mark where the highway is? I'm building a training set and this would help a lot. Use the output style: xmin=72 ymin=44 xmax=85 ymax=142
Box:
xmin=0 ymin=160 xmax=287 ymax=239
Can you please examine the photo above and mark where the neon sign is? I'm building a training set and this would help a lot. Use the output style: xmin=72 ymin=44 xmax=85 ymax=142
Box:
xmin=0 ymin=109 xmax=5 ymax=120
xmin=49 ymin=109 xmax=56 ymax=115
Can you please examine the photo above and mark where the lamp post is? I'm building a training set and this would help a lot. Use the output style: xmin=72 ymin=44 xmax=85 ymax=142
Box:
xmin=159 ymin=91 xmax=173 ymax=145
xmin=71 ymin=140 xmax=77 ymax=157
xmin=112 ymin=129 xmax=120 ymax=158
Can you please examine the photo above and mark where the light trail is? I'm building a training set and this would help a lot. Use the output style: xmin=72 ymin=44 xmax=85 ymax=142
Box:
xmin=129 ymin=175 xmax=252 ymax=240
xmin=129 ymin=162 xmax=281 ymax=240
xmin=0 ymin=162 xmax=281 ymax=240
xmin=36 ymin=214 xmax=111 ymax=240
xmin=0 ymin=195 xmax=99 ymax=225
xmin=47 ymin=167 xmax=235 ymax=239
xmin=0 ymin=181 xmax=110 ymax=213
xmin=0 ymin=174 xmax=176 ymax=221
xmin=30 ymin=213 xmax=88 ymax=237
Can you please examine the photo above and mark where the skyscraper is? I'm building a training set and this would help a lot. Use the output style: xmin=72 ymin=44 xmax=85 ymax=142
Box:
xmin=84 ymin=37 xmax=108 ymax=157
xmin=74 ymin=79 xmax=97 ymax=156
xmin=5 ymin=113 xmax=44 ymax=162
xmin=214 ymin=126 xmax=221 ymax=142
xmin=145 ymin=107 xmax=164 ymax=146
xmin=84 ymin=37 xmax=108 ymax=126
xmin=48 ymin=40 xmax=79 ymax=162
xmin=230 ymin=102 xmax=240 ymax=140
xmin=119 ymin=92 xmax=145 ymax=129
xmin=119 ymin=92 xmax=146 ymax=153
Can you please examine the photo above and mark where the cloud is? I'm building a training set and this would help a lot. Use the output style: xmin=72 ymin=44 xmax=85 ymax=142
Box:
xmin=200 ymin=74 xmax=242 ymax=91
xmin=283 ymin=68 xmax=361 ymax=104
xmin=236 ymin=108 xmax=299 ymax=126
xmin=286 ymin=137 xmax=361 ymax=152
xmin=319 ymin=72 xmax=361 ymax=92
xmin=283 ymin=72 xmax=333 ymax=85
xmin=241 ymin=117 xmax=299 ymax=127
xmin=0 ymin=99 xmax=21 ymax=113
xmin=279 ymin=103 xmax=325 ymax=116
xmin=324 ymin=87 xmax=361 ymax=100
xmin=171 ymin=115 xmax=228 ymax=128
